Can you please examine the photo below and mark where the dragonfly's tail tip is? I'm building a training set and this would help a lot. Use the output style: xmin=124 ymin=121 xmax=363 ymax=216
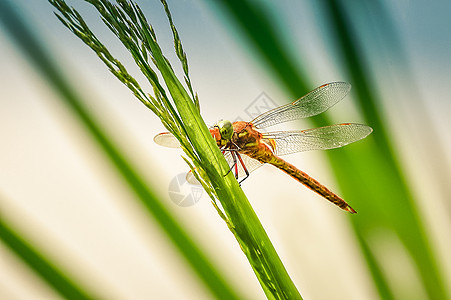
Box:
xmin=345 ymin=206 xmax=357 ymax=214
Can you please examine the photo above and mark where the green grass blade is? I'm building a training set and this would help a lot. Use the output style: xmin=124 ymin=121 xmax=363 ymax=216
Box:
xmin=0 ymin=1 xmax=241 ymax=299
xmin=0 ymin=212 xmax=96 ymax=300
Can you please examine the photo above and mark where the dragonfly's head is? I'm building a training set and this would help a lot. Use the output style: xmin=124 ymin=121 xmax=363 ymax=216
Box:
xmin=217 ymin=120 xmax=233 ymax=140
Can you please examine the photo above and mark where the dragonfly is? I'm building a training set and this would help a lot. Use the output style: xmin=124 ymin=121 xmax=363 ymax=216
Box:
xmin=154 ymin=82 xmax=372 ymax=213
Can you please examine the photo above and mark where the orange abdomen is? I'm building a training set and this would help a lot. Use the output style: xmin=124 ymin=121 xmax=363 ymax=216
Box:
xmin=264 ymin=154 xmax=356 ymax=213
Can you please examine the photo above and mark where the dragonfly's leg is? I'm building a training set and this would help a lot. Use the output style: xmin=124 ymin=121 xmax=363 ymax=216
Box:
xmin=234 ymin=157 xmax=239 ymax=180
xmin=225 ymin=151 xmax=237 ymax=177
xmin=237 ymin=152 xmax=250 ymax=184
xmin=222 ymin=148 xmax=241 ymax=181
xmin=231 ymin=141 xmax=242 ymax=151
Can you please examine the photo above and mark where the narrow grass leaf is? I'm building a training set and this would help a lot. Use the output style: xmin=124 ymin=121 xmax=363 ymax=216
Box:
xmin=0 ymin=211 xmax=97 ymax=300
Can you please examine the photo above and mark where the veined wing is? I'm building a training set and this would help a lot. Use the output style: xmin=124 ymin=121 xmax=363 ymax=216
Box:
xmin=153 ymin=132 xmax=180 ymax=148
xmin=263 ymin=123 xmax=372 ymax=156
xmin=154 ymin=132 xmax=201 ymax=184
xmin=251 ymin=82 xmax=351 ymax=129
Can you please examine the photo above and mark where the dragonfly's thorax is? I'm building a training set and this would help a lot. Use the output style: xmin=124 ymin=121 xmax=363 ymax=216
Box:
xmin=224 ymin=121 xmax=256 ymax=150
xmin=224 ymin=121 xmax=272 ymax=159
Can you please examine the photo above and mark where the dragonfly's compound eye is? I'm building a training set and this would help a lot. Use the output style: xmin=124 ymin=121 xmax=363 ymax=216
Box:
xmin=218 ymin=120 xmax=233 ymax=140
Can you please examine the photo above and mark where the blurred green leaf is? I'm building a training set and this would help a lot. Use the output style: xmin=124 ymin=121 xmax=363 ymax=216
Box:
xmin=322 ymin=1 xmax=447 ymax=298
xmin=0 ymin=211 xmax=97 ymax=300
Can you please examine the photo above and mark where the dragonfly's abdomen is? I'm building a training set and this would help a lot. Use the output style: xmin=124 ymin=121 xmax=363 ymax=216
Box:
xmin=267 ymin=156 xmax=356 ymax=213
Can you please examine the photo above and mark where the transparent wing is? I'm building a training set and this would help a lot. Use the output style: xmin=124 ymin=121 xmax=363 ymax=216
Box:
xmin=251 ymin=82 xmax=351 ymax=129
xmin=262 ymin=123 xmax=373 ymax=156
xmin=153 ymin=132 xmax=180 ymax=148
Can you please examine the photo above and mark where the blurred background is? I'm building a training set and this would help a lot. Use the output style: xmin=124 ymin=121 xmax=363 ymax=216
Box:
xmin=1 ymin=0 xmax=450 ymax=299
